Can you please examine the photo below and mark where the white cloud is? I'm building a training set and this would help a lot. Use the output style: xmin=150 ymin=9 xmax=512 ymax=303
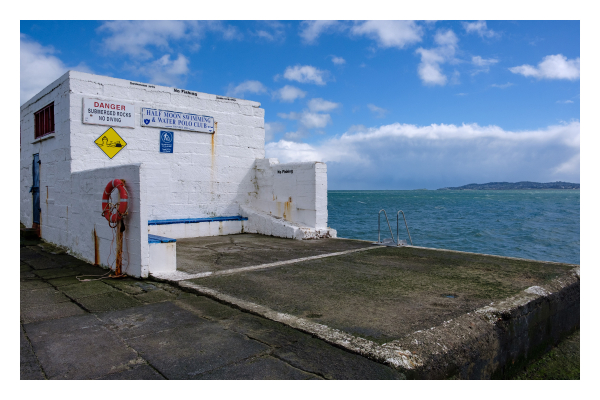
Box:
xmin=472 ymin=56 xmax=499 ymax=75
xmin=272 ymin=85 xmax=307 ymax=102
xmin=472 ymin=56 xmax=498 ymax=67
xmin=226 ymin=80 xmax=268 ymax=98
xmin=97 ymin=21 xmax=239 ymax=59
xmin=282 ymin=65 xmax=329 ymax=85
xmin=553 ymin=154 xmax=579 ymax=175
xmin=278 ymin=110 xmax=332 ymax=129
xmin=253 ymin=21 xmax=286 ymax=42
xmin=266 ymin=121 xmax=580 ymax=188
xmin=299 ymin=21 xmax=342 ymax=44
xmin=509 ymin=54 xmax=580 ymax=80
xmin=307 ymin=98 xmax=340 ymax=112
xmin=135 ymin=54 xmax=189 ymax=86
xmin=462 ymin=21 xmax=498 ymax=38
xmin=331 ymin=56 xmax=346 ymax=65
xmin=264 ymin=122 xmax=285 ymax=142
xmin=556 ymin=100 xmax=574 ymax=104
xmin=284 ymin=131 xmax=309 ymax=141
xmin=351 ymin=21 xmax=423 ymax=49
xmin=367 ymin=104 xmax=388 ymax=118
xmin=300 ymin=113 xmax=332 ymax=129
xmin=415 ymin=29 xmax=458 ymax=86
xmin=20 ymin=34 xmax=92 ymax=105
xmin=277 ymin=112 xmax=299 ymax=120
xmin=491 ymin=82 xmax=513 ymax=89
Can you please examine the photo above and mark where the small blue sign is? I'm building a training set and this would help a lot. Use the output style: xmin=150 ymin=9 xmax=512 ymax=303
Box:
xmin=160 ymin=131 xmax=174 ymax=153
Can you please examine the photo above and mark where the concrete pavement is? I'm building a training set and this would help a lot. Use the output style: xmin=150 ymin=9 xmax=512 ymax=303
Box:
xmin=21 ymin=232 xmax=579 ymax=379
xmin=20 ymin=236 xmax=403 ymax=380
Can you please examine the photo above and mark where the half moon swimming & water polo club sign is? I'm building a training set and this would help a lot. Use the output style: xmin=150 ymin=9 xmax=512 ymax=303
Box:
xmin=141 ymin=108 xmax=214 ymax=134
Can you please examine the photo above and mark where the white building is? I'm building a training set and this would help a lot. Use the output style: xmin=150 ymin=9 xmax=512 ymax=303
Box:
xmin=20 ymin=71 xmax=335 ymax=278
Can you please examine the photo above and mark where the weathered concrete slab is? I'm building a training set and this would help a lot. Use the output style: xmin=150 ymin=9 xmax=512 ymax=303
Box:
xmin=175 ymin=234 xmax=371 ymax=274
xmin=96 ymin=302 xmax=207 ymax=340
xmin=21 ymin=302 xmax=87 ymax=324
xmin=20 ymin=325 xmax=45 ymax=380
xmin=188 ymin=246 xmax=574 ymax=343
xmin=171 ymin=240 xmax=579 ymax=379
xmin=125 ymin=323 xmax=269 ymax=379
xmin=175 ymin=295 xmax=243 ymax=321
xmin=76 ymin=291 xmax=144 ymax=312
xmin=196 ymin=355 xmax=318 ymax=380
xmin=24 ymin=314 xmax=141 ymax=379
xmin=20 ymin=233 xmax=579 ymax=380
xmin=20 ymin=280 xmax=54 ymax=291
xmin=20 ymin=287 xmax=71 ymax=309
xmin=60 ymin=281 xmax=118 ymax=299
xmin=96 ymin=364 xmax=165 ymax=380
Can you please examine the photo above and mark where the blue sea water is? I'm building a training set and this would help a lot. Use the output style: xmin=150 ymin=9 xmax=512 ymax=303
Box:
xmin=328 ymin=190 xmax=580 ymax=265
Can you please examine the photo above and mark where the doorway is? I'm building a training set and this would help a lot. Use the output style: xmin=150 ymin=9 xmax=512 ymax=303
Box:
xmin=31 ymin=153 xmax=41 ymax=236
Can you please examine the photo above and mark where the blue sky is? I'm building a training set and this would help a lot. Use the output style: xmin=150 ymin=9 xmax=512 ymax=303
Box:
xmin=20 ymin=20 xmax=580 ymax=189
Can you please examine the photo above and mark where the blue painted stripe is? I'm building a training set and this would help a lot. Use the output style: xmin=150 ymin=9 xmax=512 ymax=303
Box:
xmin=148 ymin=215 xmax=248 ymax=226
xmin=148 ymin=234 xmax=177 ymax=244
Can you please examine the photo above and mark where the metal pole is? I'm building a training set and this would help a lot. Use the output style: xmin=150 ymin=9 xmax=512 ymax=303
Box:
xmin=378 ymin=211 xmax=381 ymax=243
xmin=397 ymin=210 xmax=413 ymax=246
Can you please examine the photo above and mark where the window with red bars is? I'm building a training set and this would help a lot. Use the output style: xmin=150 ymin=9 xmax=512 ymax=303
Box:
xmin=34 ymin=103 xmax=54 ymax=139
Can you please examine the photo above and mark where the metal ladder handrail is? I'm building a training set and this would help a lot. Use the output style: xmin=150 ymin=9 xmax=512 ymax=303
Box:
xmin=396 ymin=210 xmax=413 ymax=246
xmin=378 ymin=209 xmax=395 ymax=244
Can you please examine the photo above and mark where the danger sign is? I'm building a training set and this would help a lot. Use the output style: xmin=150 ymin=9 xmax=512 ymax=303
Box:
xmin=83 ymin=98 xmax=135 ymax=128
xmin=94 ymin=127 xmax=127 ymax=159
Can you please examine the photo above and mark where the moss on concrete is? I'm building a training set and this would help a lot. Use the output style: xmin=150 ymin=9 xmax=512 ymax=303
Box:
xmin=192 ymin=246 xmax=574 ymax=343
xmin=509 ymin=328 xmax=580 ymax=380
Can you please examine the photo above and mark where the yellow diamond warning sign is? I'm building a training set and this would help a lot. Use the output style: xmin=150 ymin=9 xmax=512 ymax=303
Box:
xmin=94 ymin=128 xmax=127 ymax=159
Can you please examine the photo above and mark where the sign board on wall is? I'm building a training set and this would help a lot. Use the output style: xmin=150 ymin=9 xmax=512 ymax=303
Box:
xmin=141 ymin=108 xmax=214 ymax=133
xmin=160 ymin=131 xmax=174 ymax=153
xmin=83 ymin=98 xmax=135 ymax=128
xmin=94 ymin=128 xmax=127 ymax=159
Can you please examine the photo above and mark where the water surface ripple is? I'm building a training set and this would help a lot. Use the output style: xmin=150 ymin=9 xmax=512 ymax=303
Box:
xmin=328 ymin=190 xmax=580 ymax=265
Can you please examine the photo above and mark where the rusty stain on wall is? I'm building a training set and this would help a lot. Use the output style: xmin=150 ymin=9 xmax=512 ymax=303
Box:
xmin=283 ymin=197 xmax=293 ymax=221
xmin=93 ymin=226 xmax=100 ymax=265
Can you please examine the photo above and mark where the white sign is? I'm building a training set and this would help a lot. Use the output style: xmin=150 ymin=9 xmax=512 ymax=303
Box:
xmin=141 ymin=108 xmax=214 ymax=133
xmin=83 ymin=98 xmax=135 ymax=128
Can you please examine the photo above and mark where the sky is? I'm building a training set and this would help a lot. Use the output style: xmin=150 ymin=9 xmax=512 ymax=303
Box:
xmin=20 ymin=20 xmax=580 ymax=189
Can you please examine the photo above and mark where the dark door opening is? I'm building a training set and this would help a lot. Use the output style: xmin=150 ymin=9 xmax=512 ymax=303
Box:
xmin=30 ymin=154 xmax=41 ymax=236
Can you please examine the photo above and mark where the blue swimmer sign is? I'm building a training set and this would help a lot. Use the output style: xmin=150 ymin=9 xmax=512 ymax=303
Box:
xmin=141 ymin=108 xmax=214 ymax=133
xmin=159 ymin=131 xmax=174 ymax=153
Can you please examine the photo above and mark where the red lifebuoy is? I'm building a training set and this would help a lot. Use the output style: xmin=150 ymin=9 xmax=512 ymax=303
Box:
xmin=102 ymin=179 xmax=128 ymax=223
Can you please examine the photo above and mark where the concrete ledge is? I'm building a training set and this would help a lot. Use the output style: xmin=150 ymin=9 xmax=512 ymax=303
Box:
xmin=173 ymin=264 xmax=579 ymax=379
xmin=148 ymin=234 xmax=176 ymax=243
xmin=148 ymin=219 xmax=246 ymax=239
xmin=148 ymin=216 xmax=248 ymax=225
xmin=240 ymin=205 xmax=336 ymax=240
xmin=148 ymin=235 xmax=176 ymax=274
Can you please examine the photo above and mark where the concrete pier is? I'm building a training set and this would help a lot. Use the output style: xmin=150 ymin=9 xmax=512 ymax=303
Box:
xmin=21 ymin=231 xmax=579 ymax=379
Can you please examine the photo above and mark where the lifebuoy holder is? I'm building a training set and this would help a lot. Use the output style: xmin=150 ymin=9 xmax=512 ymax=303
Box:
xmin=102 ymin=179 xmax=128 ymax=226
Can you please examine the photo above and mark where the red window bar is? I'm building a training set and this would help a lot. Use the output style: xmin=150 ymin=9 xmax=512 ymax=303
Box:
xmin=34 ymin=103 xmax=54 ymax=139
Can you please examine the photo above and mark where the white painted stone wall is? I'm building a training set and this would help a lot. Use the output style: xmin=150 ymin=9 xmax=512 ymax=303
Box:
xmin=20 ymin=70 xmax=333 ymax=276
xmin=20 ymin=72 xmax=72 ymax=230
xmin=69 ymin=164 xmax=148 ymax=277
xmin=65 ymin=71 xmax=265 ymax=220
xmin=241 ymin=158 xmax=336 ymax=239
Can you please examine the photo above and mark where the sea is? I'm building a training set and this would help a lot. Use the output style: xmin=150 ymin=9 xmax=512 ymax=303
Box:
xmin=328 ymin=190 xmax=580 ymax=265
